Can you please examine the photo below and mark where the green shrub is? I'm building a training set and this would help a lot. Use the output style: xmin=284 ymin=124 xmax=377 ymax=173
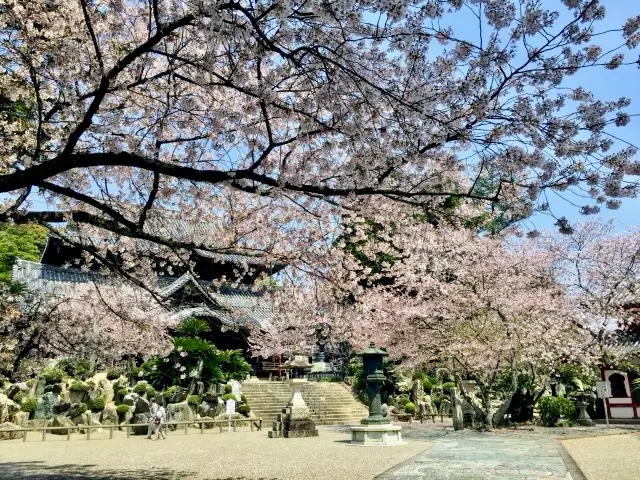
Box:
xmin=117 ymin=388 xmax=128 ymax=397
xmin=91 ymin=396 xmax=106 ymax=412
xmin=69 ymin=380 xmax=90 ymax=392
xmin=222 ymin=393 xmax=235 ymax=402
xmin=56 ymin=358 xmax=90 ymax=377
xmin=396 ymin=394 xmax=410 ymax=406
xmin=130 ymin=367 xmax=145 ymax=379
xmin=421 ymin=376 xmax=440 ymax=394
xmin=224 ymin=384 xmax=232 ymax=394
xmin=21 ymin=397 xmax=37 ymax=413
xmin=106 ymin=367 xmax=125 ymax=380
xmin=187 ymin=395 xmax=200 ymax=406
xmin=404 ymin=402 xmax=416 ymax=414
xmin=163 ymin=385 xmax=178 ymax=398
xmin=13 ymin=391 xmax=26 ymax=404
xmin=133 ymin=382 xmax=148 ymax=395
xmin=441 ymin=382 xmax=456 ymax=393
xmin=146 ymin=386 xmax=156 ymax=398
xmin=538 ymin=396 xmax=575 ymax=427
xmin=240 ymin=393 xmax=247 ymax=403
xmin=237 ymin=404 xmax=250 ymax=416
xmin=41 ymin=367 xmax=65 ymax=384
xmin=116 ymin=404 xmax=130 ymax=415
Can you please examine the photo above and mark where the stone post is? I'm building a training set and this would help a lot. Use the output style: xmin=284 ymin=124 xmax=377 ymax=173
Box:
xmin=450 ymin=387 xmax=464 ymax=431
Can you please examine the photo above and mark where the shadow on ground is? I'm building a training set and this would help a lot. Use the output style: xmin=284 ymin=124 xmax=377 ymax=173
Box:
xmin=0 ymin=462 xmax=280 ymax=480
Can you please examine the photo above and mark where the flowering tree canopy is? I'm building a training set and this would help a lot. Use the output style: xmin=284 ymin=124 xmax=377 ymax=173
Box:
xmin=251 ymin=214 xmax=596 ymax=427
xmin=0 ymin=0 xmax=639 ymax=276
xmin=0 ymin=280 xmax=176 ymax=379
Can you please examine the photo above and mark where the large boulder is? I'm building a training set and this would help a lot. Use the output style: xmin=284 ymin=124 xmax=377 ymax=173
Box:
xmin=100 ymin=406 xmax=118 ymax=426
xmin=0 ymin=422 xmax=24 ymax=440
xmin=48 ymin=415 xmax=76 ymax=435
xmin=11 ymin=411 xmax=30 ymax=428
xmin=0 ymin=393 xmax=9 ymax=423
xmin=214 ymin=412 xmax=249 ymax=427
xmin=69 ymin=390 xmax=89 ymax=405
xmin=227 ymin=379 xmax=242 ymax=401
xmin=7 ymin=383 xmax=29 ymax=401
xmin=57 ymin=401 xmax=71 ymax=414
xmin=0 ymin=394 xmax=19 ymax=423
xmin=411 ymin=379 xmax=424 ymax=404
xmin=34 ymin=392 xmax=60 ymax=419
xmin=134 ymin=396 xmax=150 ymax=415
xmin=168 ymin=387 xmax=188 ymax=404
xmin=66 ymin=403 xmax=88 ymax=419
xmin=129 ymin=413 xmax=150 ymax=435
xmin=198 ymin=416 xmax=215 ymax=429
xmin=166 ymin=401 xmax=195 ymax=430
xmin=122 ymin=393 xmax=139 ymax=408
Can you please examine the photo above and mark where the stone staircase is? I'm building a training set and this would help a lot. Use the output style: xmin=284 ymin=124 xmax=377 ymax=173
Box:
xmin=242 ymin=381 xmax=369 ymax=426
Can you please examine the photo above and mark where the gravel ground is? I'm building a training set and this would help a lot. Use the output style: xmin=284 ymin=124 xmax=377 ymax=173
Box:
xmin=561 ymin=432 xmax=640 ymax=480
xmin=0 ymin=428 xmax=430 ymax=480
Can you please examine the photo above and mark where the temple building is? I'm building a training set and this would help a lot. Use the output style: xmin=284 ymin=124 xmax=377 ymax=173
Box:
xmin=12 ymin=219 xmax=286 ymax=368
xmin=601 ymin=290 xmax=640 ymax=420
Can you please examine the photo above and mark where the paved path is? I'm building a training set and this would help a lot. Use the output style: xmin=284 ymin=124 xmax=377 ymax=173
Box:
xmin=376 ymin=429 xmax=573 ymax=480
xmin=561 ymin=433 xmax=640 ymax=480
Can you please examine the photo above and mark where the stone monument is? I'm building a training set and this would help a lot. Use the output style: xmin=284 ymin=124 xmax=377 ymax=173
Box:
xmin=350 ymin=343 xmax=404 ymax=446
xmin=451 ymin=387 xmax=464 ymax=431
xmin=268 ymin=355 xmax=318 ymax=438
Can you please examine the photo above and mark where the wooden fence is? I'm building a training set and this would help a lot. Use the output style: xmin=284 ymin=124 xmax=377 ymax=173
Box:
xmin=0 ymin=417 xmax=263 ymax=443
xmin=390 ymin=413 xmax=453 ymax=424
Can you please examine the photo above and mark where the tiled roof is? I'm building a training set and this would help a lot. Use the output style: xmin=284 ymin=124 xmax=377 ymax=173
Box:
xmin=12 ymin=259 xmax=273 ymax=328
xmin=603 ymin=330 xmax=640 ymax=358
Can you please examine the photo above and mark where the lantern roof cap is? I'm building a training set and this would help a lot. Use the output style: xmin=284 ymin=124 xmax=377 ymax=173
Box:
xmin=357 ymin=342 xmax=388 ymax=357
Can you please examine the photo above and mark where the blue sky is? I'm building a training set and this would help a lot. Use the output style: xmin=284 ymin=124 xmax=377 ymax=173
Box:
xmin=528 ymin=2 xmax=640 ymax=232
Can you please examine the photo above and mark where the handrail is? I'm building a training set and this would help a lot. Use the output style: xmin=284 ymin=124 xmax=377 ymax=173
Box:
xmin=0 ymin=417 xmax=262 ymax=442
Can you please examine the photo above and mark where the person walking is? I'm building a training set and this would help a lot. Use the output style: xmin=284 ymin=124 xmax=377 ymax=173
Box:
xmin=155 ymin=404 xmax=167 ymax=440
xmin=146 ymin=398 xmax=159 ymax=439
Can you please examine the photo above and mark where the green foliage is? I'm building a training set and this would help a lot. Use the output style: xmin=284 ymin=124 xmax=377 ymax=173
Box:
xmin=237 ymin=404 xmax=250 ymax=416
xmin=106 ymin=367 xmax=125 ymax=380
xmin=404 ymin=402 xmax=416 ymax=414
xmin=222 ymin=393 xmax=235 ymax=402
xmin=130 ymin=367 xmax=145 ymax=379
xmin=240 ymin=393 xmax=247 ymax=403
xmin=224 ymin=384 xmax=232 ymax=394
xmin=187 ymin=394 xmax=200 ymax=406
xmin=56 ymin=358 xmax=91 ymax=377
xmin=116 ymin=388 xmax=128 ymax=397
xmin=13 ymin=391 xmax=25 ymax=404
xmin=21 ymin=397 xmax=36 ymax=413
xmin=133 ymin=382 xmax=148 ymax=395
xmin=69 ymin=380 xmax=90 ymax=392
xmin=538 ymin=396 xmax=575 ymax=427
xmin=396 ymin=394 xmax=410 ymax=406
xmin=116 ymin=404 xmax=130 ymax=415
xmin=41 ymin=367 xmax=65 ymax=384
xmin=177 ymin=318 xmax=211 ymax=336
xmin=217 ymin=349 xmax=252 ymax=381
xmin=441 ymin=382 xmax=456 ymax=393
xmin=91 ymin=396 xmax=106 ymax=412
xmin=421 ymin=375 xmax=440 ymax=393
xmin=163 ymin=386 xmax=178 ymax=398
xmin=0 ymin=223 xmax=48 ymax=284
xmin=146 ymin=386 xmax=156 ymax=398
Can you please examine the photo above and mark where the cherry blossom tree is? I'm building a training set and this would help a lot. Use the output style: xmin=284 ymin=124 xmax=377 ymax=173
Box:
xmin=251 ymin=215 xmax=594 ymax=428
xmin=545 ymin=220 xmax=640 ymax=350
xmin=0 ymin=279 xmax=176 ymax=379
xmin=0 ymin=0 xmax=638 ymax=279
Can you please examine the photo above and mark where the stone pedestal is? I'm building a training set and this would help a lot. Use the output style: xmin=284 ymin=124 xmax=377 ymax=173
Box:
xmin=268 ymin=378 xmax=318 ymax=438
xmin=575 ymin=401 xmax=595 ymax=426
xmin=310 ymin=362 xmax=332 ymax=373
xmin=350 ymin=424 xmax=405 ymax=446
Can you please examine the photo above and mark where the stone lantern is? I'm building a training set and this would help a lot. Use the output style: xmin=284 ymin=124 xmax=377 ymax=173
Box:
xmin=268 ymin=354 xmax=318 ymax=438
xmin=350 ymin=342 xmax=404 ymax=446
